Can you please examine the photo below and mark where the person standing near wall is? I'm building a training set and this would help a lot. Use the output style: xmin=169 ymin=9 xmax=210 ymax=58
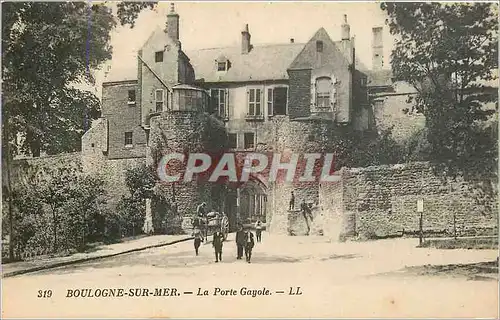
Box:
xmin=255 ymin=219 xmax=263 ymax=243
xmin=289 ymin=191 xmax=295 ymax=210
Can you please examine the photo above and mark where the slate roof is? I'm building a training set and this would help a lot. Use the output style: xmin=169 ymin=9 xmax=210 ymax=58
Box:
xmin=104 ymin=43 xmax=306 ymax=84
xmin=103 ymin=28 xmax=394 ymax=87
xmin=188 ymin=43 xmax=305 ymax=83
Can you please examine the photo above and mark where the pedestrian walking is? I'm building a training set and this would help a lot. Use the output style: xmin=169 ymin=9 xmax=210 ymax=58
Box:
xmin=301 ymin=200 xmax=313 ymax=220
xmin=244 ymin=227 xmax=255 ymax=263
xmin=196 ymin=202 xmax=207 ymax=218
xmin=212 ymin=229 xmax=224 ymax=262
xmin=255 ymin=219 xmax=263 ymax=243
xmin=196 ymin=202 xmax=207 ymax=237
xmin=289 ymin=191 xmax=295 ymax=210
xmin=192 ymin=227 xmax=204 ymax=256
xmin=235 ymin=225 xmax=245 ymax=259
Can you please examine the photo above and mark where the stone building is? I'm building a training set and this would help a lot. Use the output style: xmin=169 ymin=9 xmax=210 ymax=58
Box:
xmin=80 ymin=4 xmax=496 ymax=237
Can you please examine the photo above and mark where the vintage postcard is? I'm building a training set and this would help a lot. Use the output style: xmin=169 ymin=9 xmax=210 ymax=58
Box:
xmin=1 ymin=1 xmax=498 ymax=318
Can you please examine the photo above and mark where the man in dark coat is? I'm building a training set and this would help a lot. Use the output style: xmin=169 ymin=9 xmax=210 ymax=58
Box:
xmin=192 ymin=227 xmax=204 ymax=256
xmin=289 ymin=191 xmax=295 ymax=210
xmin=212 ymin=230 xmax=224 ymax=262
xmin=243 ymin=228 xmax=255 ymax=263
xmin=235 ymin=225 xmax=245 ymax=259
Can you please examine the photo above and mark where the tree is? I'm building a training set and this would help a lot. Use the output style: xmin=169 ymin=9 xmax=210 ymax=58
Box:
xmin=2 ymin=1 xmax=114 ymax=260
xmin=381 ymin=2 xmax=498 ymax=179
xmin=115 ymin=165 xmax=156 ymax=237
xmin=10 ymin=171 xmax=107 ymax=257
xmin=2 ymin=2 xmax=115 ymax=157
xmin=116 ymin=2 xmax=157 ymax=28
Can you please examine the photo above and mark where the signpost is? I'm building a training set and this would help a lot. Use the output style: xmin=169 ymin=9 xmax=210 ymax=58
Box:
xmin=417 ymin=199 xmax=424 ymax=245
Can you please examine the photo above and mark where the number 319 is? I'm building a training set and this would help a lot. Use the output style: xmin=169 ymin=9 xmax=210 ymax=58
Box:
xmin=37 ymin=290 xmax=52 ymax=298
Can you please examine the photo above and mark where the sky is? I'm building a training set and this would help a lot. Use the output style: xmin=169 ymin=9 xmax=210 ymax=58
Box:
xmin=91 ymin=1 xmax=394 ymax=95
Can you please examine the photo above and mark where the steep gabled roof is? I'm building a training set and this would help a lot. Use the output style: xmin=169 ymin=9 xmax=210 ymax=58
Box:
xmin=289 ymin=28 xmax=351 ymax=70
xmin=187 ymin=43 xmax=305 ymax=83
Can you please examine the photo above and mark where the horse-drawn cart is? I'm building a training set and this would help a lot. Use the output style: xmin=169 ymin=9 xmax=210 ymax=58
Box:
xmin=192 ymin=212 xmax=229 ymax=240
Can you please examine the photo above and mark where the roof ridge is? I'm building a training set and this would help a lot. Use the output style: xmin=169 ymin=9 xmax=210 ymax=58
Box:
xmin=186 ymin=42 xmax=305 ymax=52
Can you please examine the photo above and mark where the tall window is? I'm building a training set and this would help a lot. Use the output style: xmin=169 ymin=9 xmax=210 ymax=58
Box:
xmin=244 ymin=132 xmax=255 ymax=149
xmin=155 ymin=51 xmax=163 ymax=63
xmin=228 ymin=133 xmax=237 ymax=149
xmin=247 ymin=88 xmax=262 ymax=116
xmin=267 ymin=88 xmax=273 ymax=117
xmin=316 ymin=40 xmax=323 ymax=52
xmin=210 ymin=89 xmax=228 ymax=118
xmin=316 ymin=77 xmax=332 ymax=109
xmin=155 ymin=89 xmax=164 ymax=112
xmin=267 ymin=87 xmax=288 ymax=116
xmin=124 ymin=132 xmax=133 ymax=146
xmin=128 ymin=90 xmax=136 ymax=105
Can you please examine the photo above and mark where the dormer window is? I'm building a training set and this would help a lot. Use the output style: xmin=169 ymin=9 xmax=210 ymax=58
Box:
xmin=316 ymin=40 xmax=323 ymax=52
xmin=216 ymin=55 xmax=229 ymax=72
xmin=217 ymin=62 xmax=227 ymax=71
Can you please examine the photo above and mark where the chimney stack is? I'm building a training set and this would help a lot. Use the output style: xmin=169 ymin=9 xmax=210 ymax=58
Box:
xmin=341 ymin=14 xmax=350 ymax=40
xmin=241 ymin=24 xmax=252 ymax=54
xmin=166 ymin=3 xmax=180 ymax=43
xmin=372 ymin=27 xmax=383 ymax=70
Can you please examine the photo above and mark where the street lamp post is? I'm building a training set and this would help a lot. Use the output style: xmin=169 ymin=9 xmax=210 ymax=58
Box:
xmin=417 ymin=199 xmax=424 ymax=246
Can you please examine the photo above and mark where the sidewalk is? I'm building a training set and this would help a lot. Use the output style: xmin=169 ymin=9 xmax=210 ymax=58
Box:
xmin=2 ymin=234 xmax=193 ymax=278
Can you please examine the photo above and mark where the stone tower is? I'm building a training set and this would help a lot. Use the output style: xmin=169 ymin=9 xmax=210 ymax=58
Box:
xmin=372 ymin=27 xmax=384 ymax=70
xmin=147 ymin=87 xmax=227 ymax=234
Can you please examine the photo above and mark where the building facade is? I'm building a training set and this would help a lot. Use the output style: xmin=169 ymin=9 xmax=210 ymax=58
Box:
xmin=81 ymin=4 xmax=424 ymax=235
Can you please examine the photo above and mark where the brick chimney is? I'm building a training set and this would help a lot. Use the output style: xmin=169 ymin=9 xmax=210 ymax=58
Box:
xmin=341 ymin=14 xmax=350 ymax=40
xmin=372 ymin=27 xmax=383 ymax=70
xmin=166 ymin=3 xmax=179 ymax=43
xmin=241 ymin=24 xmax=252 ymax=54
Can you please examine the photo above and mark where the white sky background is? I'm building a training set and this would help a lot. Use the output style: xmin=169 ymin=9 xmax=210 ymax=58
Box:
xmin=90 ymin=1 xmax=393 ymax=97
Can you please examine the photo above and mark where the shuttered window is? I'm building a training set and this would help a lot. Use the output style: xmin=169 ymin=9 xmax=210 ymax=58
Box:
xmin=248 ymin=88 xmax=262 ymax=116
xmin=267 ymin=87 xmax=288 ymax=116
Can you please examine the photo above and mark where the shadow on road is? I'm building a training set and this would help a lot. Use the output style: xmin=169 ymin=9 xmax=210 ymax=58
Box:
xmin=319 ymin=254 xmax=360 ymax=261
xmin=374 ymin=260 xmax=498 ymax=281
xmin=30 ymin=244 xmax=332 ymax=276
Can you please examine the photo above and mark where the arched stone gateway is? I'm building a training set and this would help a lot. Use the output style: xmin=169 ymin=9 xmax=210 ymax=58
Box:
xmin=238 ymin=176 xmax=268 ymax=225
